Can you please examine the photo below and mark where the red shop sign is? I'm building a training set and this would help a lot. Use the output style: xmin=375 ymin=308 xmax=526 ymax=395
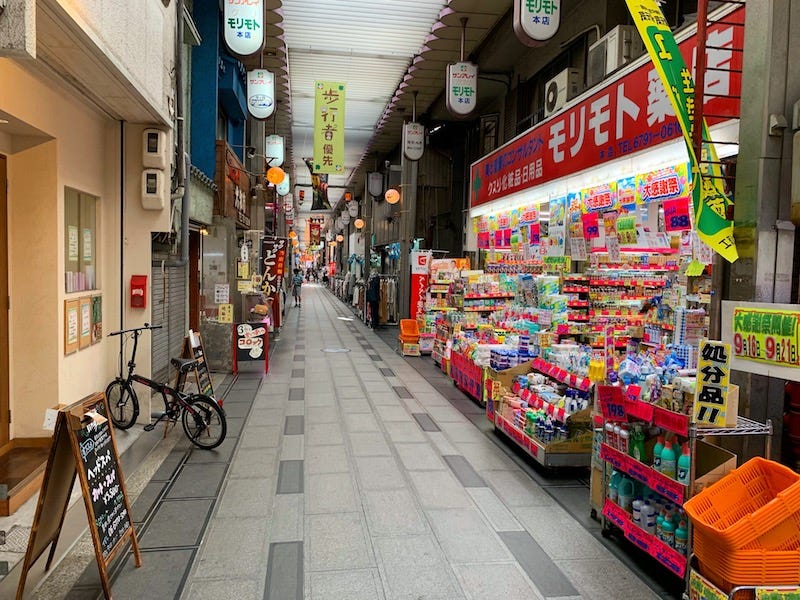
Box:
xmin=469 ymin=7 xmax=744 ymax=208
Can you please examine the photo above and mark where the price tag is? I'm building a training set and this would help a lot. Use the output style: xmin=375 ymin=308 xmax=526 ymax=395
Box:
xmin=606 ymin=235 xmax=621 ymax=262
xmin=617 ymin=215 xmax=637 ymax=244
xmin=603 ymin=211 xmax=618 ymax=236
xmin=570 ymin=238 xmax=588 ymax=261
xmin=597 ymin=385 xmax=626 ymax=420
xmin=529 ymin=223 xmax=540 ymax=245
xmin=663 ymin=197 xmax=691 ymax=232
xmin=581 ymin=212 xmax=600 ymax=239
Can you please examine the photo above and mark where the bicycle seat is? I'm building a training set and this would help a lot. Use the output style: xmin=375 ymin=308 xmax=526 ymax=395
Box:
xmin=171 ymin=358 xmax=198 ymax=374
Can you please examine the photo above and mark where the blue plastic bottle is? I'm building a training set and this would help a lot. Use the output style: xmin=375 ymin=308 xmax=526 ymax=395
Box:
xmin=617 ymin=477 xmax=635 ymax=512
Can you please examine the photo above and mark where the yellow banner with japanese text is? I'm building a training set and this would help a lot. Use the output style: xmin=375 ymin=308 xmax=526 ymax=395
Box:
xmin=694 ymin=340 xmax=730 ymax=427
xmin=732 ymin=307 xmax=800 ymax=367
xmin=625 ymin=0 xmax=738 ymax=263
xmin=313 ymin=81 xmax=346 ymax=175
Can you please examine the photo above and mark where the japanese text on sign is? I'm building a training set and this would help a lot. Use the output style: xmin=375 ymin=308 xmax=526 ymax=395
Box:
xmin=732 ymin=308 xmax=800 ymax=367
xmin=313 ymin=82 xmax=346 ymax=174
xmin=694 ymin=340 xmax=730 ymax=427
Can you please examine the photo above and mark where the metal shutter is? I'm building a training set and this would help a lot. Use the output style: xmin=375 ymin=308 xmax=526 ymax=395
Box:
xmin=151 ymin=257 xmax=187 ymax=384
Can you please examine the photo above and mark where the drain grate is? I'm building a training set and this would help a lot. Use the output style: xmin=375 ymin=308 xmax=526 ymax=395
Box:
xmin=1 ymin=526 xmax=32 ymax=553
xmin=321 ymin=348 xmax=351 ymax=353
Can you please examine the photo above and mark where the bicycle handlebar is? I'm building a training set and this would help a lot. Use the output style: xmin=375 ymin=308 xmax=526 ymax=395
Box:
xmin=108 ymin=323 xmax=163 ymax=337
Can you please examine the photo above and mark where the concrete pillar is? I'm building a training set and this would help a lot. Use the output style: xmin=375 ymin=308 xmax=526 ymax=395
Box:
xmin=398 ymin=154 xmax=419 ymax=320
xmin=727 ymin=0 xmax=800 ymax=456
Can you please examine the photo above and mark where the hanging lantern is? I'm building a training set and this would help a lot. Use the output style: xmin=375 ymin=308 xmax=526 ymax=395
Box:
xmin=385 ymin=187 xmax=400 ymax=204
xmin=344 ymin=191 xmax=352 ymax=202
xmin=341 ymin=212 xmax=351 ymax=225
xmin=329 ymin=240 xmax=337 ymax=247
xmin=354 ymin=218 xmax=365 ymax=229
xmin=288 ymin=230 xmax=297 ymax=239
xmin=266 ymin=166 xmax=285 ymax=184
xmin=336 ymin=234 xmax=344 ymax=242
xmin=292 ymin=238 xmax=299 ymax=247
xmin=276 ymin=174 xmax=291 ymax=196
xmin=347 ymin=202 xmax=359 ymax=217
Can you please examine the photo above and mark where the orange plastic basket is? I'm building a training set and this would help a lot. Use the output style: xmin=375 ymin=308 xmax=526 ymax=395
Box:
xmin=694 ymin=533 xmax=800 ymax=587
xmin=399 ymin=319 xmax=420 ymax=342
xmin=684 ymin=457 xmax=800 ymax=552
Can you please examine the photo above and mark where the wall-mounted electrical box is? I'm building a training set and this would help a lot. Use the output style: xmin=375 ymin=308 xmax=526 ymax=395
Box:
xmin=143 ymin=128 xmax=168 ymax=170
xmin=130 ymin=275 xmax=147 ymax=308
xmin=142 ymin=169 xmax=167 ymax=210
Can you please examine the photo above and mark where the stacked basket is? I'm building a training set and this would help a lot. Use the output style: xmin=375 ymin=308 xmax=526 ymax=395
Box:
xmin=684 ymin=457 xmax=800 ymax=592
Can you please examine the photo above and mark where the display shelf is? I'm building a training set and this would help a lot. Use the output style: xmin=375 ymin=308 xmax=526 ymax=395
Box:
xmin=602 ymin=499 xmax=686 ymax=577
xmin=530 ymin=357 xmax=593 ymax=391
xmin=567 ymin=300 xmax=590 ymax=308
xmin=427 ymin=307 xmax=456 ymax=311
xmin=693 ymin=416 xmax=773 ymax=438
xmin=568 ymin=313 xmax=591 ymax=322
xmin=563 ymin=274 xmax=589 ymax=281
xmin=600 ymin=443 xmax=685 ymax=505
xmin=492 ymin=412 xmax=592 ymax=468
xmin=592 ymin=247 xmax=679 ymax=254
xmin=591 ymin=264 xmax=680 ymax=271
xmin=589 ymin=279 xmax=667 ymax=287
xmin=463 ymin=293 xmax=516 ymax=299
xmin=645 ymin=321 xmax=675 ymax=330
xmin=450 ymin=351 xmax=483 ymax=403
xmin=514 ymin=386 xmax=573 ymax=423
xmin=615 ymin=399 xmax=691 ymax=437
xmin=563 ymin=286 xmax=590 ymax=293
xmin=463 ymin=306 xmax=505 ymax=312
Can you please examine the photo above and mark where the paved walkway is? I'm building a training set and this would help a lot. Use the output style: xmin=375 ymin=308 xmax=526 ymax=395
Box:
xmin=61 ymin=284 xmax=663 ymax=599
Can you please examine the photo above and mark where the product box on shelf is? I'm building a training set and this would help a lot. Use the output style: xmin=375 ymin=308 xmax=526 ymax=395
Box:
xmin=486 ymin=359 xmax=535 ymax=398
xmin=401 ymin=342 xmax=421 ymax=356
xmin=693 ymin=441 xmax=737 ymax=494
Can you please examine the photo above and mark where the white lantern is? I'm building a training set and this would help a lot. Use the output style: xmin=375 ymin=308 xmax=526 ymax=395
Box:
xmin=347 ymin=202 xmax=359 ymax=217
xmin=276 ymin=174 xmax=291 ymax=196
xmin=223 ymin=0 xmax=264 ymax=57
xmin=246 ymin=70 xmax=275 ymax=119
xmin=341 ymin=212 xmax=351 ymax=225
xmin=265 ymin=135 xmax=284 ymax=167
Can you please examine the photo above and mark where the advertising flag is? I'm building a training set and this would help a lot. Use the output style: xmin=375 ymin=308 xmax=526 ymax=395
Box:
xmin=313 ymin=81 xmax=346 ymax=175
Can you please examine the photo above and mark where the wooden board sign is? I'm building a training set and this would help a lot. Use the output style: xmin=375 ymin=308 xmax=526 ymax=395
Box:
xmin=180 ymin=330 xmax=217 ymax=404
xmin=16 ymin=393 xmax=141 ymax=599
xmin=233 ymin=322 xmax=268 ymax=373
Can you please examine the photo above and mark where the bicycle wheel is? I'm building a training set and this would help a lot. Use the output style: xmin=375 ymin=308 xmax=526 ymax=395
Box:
xmin=105 ymin=379 xmax=139 ymax=430
xmin=182 ymin=395 xmax=226 ymax=449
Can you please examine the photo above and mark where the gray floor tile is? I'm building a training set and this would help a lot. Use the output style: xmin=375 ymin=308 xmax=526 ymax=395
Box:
xmin=110 ymin=549 xmax=194 ymax=599
xmin=438 ymin=421 xmax=487 ymax=444
xmin=412 ymin=413 xmax=441 ymax=432
xmin=354 ymin=456 xmax=406 ymax=491
xmin=499 ymin=531 xmax=579 ymax=598
xmin=307 ymin=472 xmax=358 ymax=513
xmin=385 ymin=421 xmax=428 ymax=443
xmin=480 ymin=470 xmax=558 ymax=508
xmin=425 ymin=405 xmax=470 ymax=423
xmin=409 ymin=470 xmax=472 ymax=508
xmin=265 ymin=542 xmax=303 ymax=600
xmin=308 ymin=569 xmax=383 ymax=600
xmin=306 ymin=406 xmax=340 ymax=424
xmin=306 ymin=445 xmax=350 ymax=474
xmin=224 ymin=416 xmax=246 ymax=438
xmin=140 ymin=498 xmax=213 ymax=548
xmin=456 ymin=441 xmax=517 ymax=471
xmin=344 ymin=413 xmax=380 ymax=432
xmin=466 ymin=488 xmax=524 ymax=532
xmin=277 ymin=459 xmax=304 ymax=494
xmin=392 ymin=385 xmax=414 ymax=398
xmin=442 ymin=455 xmax=486 ymax=488
xmin=281 ymin=435 xmax=305 ymax=461
xmin=291 ymin=368 xmax=305 ymax=378
xmin=270 ymin=493 xmax=304 ymax=542
xmin=230 ymin=448 xmax=278 ymax=479
xmin=426 ymin=508 xmax=512 ymax=564
xmin=373 ymin=536 xmax=463 ymax=600
xmin=453 ymin=562 xmax=544 ymax=600
xmin=394 ymin=443 xmax=446 ymax=471
xmin=184 ymin=579 xmax=261 ymax=600
xmin=289 ymin=387 xmax=304 ymax=401
xmin=339 ymin=397 xmax=373 ymax=413
xmin=306 ymin=513 xmax=374 ymax=571
xmin=512 ymin=506 xmax=609 ymax=559
xmin=185 ymin=441 xmax=236 ymax=464
xmin=221 ymin=401 xmax=253 ymax=419
xmin=151 ymin=450 xmax=186 ymax=482
xmin=426 ymin=431 xmax=460 ymax=455
xmin=284 ymin=415 xmax=305 ymax=435
xmin=349 ymin=432 xmax=392 ymax=456
xmin=167 ymin=464 xmax=227 ymax=499
xmin=217 ymin=477 xmax=275 ymax=517
xmin=240 ymin=424 xmax=282 ymax=448
xmin=247 ymin=408 xmax=285 ymax=427
xmin=379 ymin=367 xmax=395 ymax=376
xmin=131 ymin=481 xmax=166 ymax=523
xmin=363 ymin=489 xmax=427 ymax=536
xmin=555 ymin=558 xmax=661 ymax=600
xmin=306 ymin=422 xmax=345 ymax=446
xmin=189 ymin=517 xmax=266 ymax=579
xmin=375 ymin=404 xmax=411 ymax=422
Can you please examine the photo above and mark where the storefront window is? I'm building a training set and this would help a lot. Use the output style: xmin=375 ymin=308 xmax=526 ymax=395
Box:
xmin=64 ymin=188 xmax=98 ymax=292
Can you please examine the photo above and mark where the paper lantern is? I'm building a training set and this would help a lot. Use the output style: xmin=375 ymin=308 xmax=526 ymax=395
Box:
xmin=344 ymin=191 xmax=352 ymax=202
xmin=329 ymin=241 xmax=337 ymax=247
xmin=354 ymin=218 xmax=365 ymax=229
xmin=336 ymin=234 xmax=344 ymax=242
xmin=276 ymin=174 xmax=291 ymax=196
xmin=385 ymin=188 xmax=400 ymax=204
xmin=267 ymin=166 xmax=285 ymax=184
xmin=292 ymin=238 xmax=299 ymax=247
xmin=340 ymin=212 xmax=350 ymax=225
xmin=348 ymin=202 xmax=359 ymax=217
xmin=288 ymin=230 xmax=297 ymax=239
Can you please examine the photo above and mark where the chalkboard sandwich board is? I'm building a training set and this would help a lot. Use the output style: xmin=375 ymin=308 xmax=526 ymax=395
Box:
xmin=180 ymin=330 xmax=219 ymax=406
xmin=16 ymin=393 xmax=141 ymax=600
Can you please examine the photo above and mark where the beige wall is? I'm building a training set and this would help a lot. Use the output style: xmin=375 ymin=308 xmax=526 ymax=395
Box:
xmin=0 ymin=57 xmax=171 ymax=437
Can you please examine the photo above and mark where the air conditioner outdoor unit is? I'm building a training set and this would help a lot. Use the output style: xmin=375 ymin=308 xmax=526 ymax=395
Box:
xmin=587 ymin=25 xmax=645 ymax=86
xmin=544 ymin=68 xmax=582 ymax=117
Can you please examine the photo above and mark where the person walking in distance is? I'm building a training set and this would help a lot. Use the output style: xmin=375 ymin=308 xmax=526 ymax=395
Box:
xmin=291 ymin=268 xmax=304 ymax=307
xmin=366 ymin=274 xmax=381 ymax=329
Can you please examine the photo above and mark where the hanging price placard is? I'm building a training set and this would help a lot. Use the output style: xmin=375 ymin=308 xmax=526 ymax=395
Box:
xmin=581 ymin=212 xmax=600 ymax=239
xmin=597 ymin=385 xmax=626 ymax=420
xmin=616 ymin=216 xmax=638 ymax=244
xmin=663 ymin=197 xmax=692 ymax=232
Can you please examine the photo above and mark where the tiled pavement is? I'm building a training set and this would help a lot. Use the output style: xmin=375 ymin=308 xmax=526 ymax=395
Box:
xmin=66 ymin=284 xmax=665 ymax=599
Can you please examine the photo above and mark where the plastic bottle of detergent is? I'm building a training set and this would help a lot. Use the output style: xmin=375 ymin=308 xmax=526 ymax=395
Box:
xmin=617 ymin=477 xmax=635 ymax=512
xmin=656 ymin=509 xmax=665 ymax=540
xmin=608 ymin=470 xmax=621 ymax=503
xmin=629 ymin=424 xmax=647 ymax=463
xmin=677 ymin=442 xmax=691 ymax=485
xmin=674 ymin=520 xmax=688 ymax=555
xmin=661 ymin=517 xmax=676 ymax=548
xmin=653 ymin=435 xmax=665 ymax=472
xmin=660 ymin=440 xmax=678 ymax=479
xmin=631 ymin=497 xmax=643 ymax=527
xmin=643 ymin=500 xmax=656 ymax=534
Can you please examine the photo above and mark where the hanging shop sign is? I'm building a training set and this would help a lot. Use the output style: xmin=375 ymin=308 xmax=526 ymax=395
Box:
xmin=313 ymin=81 xmax=346 ymax=174
xmin=216 ymin=142 xmax=251 ymax=228
xmin=410 ymin=251 xmax=432 ymax=320
xmin=261 ymin=236 xmax=288 ymax=299
xmin=265 ymin=135 xmax=284 ymax=167
xmin=663 ymin=197 xmax=692 ymax=232
xmin=470 ymin=7 xmax=743 ymax=209
xmin=637 ymin=163 xmax=690 ymax=204
xmin=731 ymin=305 xmax=800 ymax=368
xmin=617 ymin=177 xmax=637 ymax=209
xmin=403 ymin=122 xmax=425 ymax=161
xmin=626 ymin=0 xmax=738 ymax=263
xmin=223 ymin=0 xmax=264 ymax=57
xmin=513 ymin=0 xmax=561 ymax=47
xmin=693 ymin=340 xmax=731 ymax=428
xmin=309 ymin=222 xmax=321 ymax=245
xmin=276 ymin=174 xmax=291 ymax=196
xmin=446 ymin=62 xmax=478 ymax=118
xmin=347 ymin=202 xmax=359 ymax=217
xmin=246 ymin=70 xmax=275 ymax=119
xmin=582 ymin=183 xmax=618 ymax=213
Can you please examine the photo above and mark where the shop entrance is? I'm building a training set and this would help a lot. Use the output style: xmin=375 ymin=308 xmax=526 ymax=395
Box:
xmin=0 ymin=155 xmax=7 ymax=447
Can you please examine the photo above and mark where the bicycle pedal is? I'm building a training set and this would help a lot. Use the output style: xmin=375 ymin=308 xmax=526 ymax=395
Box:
xmin=143 ymin=423 xmax=156 ymax=432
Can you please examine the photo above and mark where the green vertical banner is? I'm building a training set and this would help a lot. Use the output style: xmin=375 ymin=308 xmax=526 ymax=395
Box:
xmin=625 ymin=0 xmax=738 ymax=263
xmin=313 ymin=81 xmax=346 ymax=175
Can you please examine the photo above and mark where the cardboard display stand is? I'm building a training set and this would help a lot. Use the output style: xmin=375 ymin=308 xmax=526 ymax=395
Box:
xmin=233 ymin=322 xmax=269 ymax=373
xmin=180 ymin=330 xmax=217 ymax=404
xmin=16 ymin=393 xmax=141 ymax=599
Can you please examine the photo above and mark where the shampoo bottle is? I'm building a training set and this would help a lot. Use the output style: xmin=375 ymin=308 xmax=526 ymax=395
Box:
xmin=677 ymin=442 xmax=691 ymax=485
xmin=675 ymin=520 xmax=688 ymax=555
xmin=661 ymin=518 xmax=675 ymax=548
xmin=660 ymin=441 xmax=677 ymax=479
xmin=653 ymin=435 xmax=665 ymax=472
xmin=632 ymin=497 xmax=643 ymax=527
xmin=618 ymin=477 xmax=635 ymax=512
xmin=643 ymin=500 xmax=656 ymax=534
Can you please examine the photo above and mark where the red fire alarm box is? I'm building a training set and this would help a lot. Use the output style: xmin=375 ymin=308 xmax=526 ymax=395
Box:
xmin=130 ymin=275 xmax=147 ymax=308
